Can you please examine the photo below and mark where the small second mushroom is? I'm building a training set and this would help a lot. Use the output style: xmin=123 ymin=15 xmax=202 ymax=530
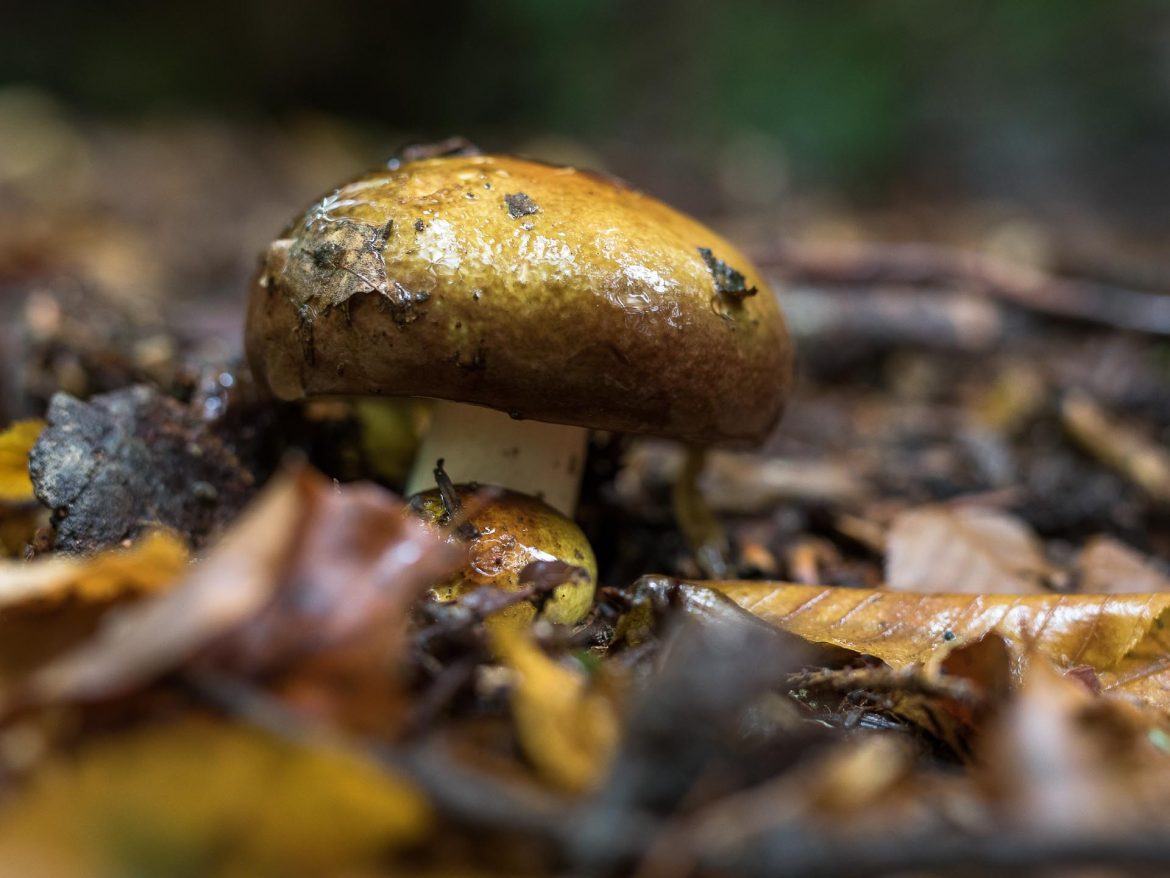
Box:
xmin=245 ymin=149 xmax=793 ymax=624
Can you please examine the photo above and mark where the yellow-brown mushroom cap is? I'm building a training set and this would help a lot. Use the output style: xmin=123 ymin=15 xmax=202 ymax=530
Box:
xmin=245 ymin=153 xmax=793 ymax=446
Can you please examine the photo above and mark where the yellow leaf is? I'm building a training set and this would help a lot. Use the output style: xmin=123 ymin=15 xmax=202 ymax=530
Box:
xmin=490 ymin=625 xmax=618 ymax=792
xmin=0 ymin=716 xmax=431 ymax=878
xmin=0 ymin=420 xmax=43 ymax=504
xmin=713 ymin=582 xmax=1170 ymax=712
xmin=0 ymin=532 xmax=189 ymax=682
xmin=0 ymin=530 xmax=188 ymax=607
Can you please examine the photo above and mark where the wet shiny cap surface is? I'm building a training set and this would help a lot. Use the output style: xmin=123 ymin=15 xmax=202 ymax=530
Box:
xmin=246 ymin=153 xmax=793 ymax=446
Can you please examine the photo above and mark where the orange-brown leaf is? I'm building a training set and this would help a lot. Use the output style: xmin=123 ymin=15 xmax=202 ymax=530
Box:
xmin=0 ymin=532 xmax=188 ymax=681
xmin=714 ymin=582 xmax=1170 ymax=712
xmin=14 ymin=465 xmax=458 ymax=720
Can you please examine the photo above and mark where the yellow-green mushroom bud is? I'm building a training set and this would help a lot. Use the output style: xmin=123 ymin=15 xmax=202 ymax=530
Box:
xmin=412 ymin=486 xmax=597 ymax=625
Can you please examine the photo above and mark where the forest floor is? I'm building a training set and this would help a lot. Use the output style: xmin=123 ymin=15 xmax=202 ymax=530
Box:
xmin=2 ymin=108 xmax=1170 ymax=876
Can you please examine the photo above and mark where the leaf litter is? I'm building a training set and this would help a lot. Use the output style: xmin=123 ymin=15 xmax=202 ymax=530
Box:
xmin=5 ymin=120 xmax=1170 ymax=875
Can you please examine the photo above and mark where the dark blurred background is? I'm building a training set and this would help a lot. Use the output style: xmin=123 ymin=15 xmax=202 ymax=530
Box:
xmin=6 ymin=1 xmax=1170 ymax=210
xmin=2 ymin=1 xmax=1170 ymax=314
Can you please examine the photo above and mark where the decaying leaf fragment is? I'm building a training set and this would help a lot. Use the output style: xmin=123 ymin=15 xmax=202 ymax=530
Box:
xmin=710 ymin=581 xmax=1170 ymax=712
xmin=29 ymin=386 xmax=255 ymax=554
xmin=0 ymin=716 xmax=431 ymax=878
xmin=490 ymin=625 xmax=618 ymax=792
xmin=0 ymin=419 xmax=43 ymax=503
xmin=12 ymin=465 xmax=458 ymax=720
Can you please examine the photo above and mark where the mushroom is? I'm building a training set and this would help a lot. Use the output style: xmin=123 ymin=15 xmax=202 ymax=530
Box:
xmin=245 ymin=148 xmax=792 ymax=623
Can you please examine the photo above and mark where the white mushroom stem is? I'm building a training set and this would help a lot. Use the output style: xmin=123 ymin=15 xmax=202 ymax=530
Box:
xmin=405 ymin=401 xmax=588 ymax=515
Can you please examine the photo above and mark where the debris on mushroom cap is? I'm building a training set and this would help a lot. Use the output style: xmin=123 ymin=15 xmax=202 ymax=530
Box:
xmin=698 ymin=246 xmax=758 ymax=301
xmin=246 ymin=152 xmax=793 ymax=447
xmin=504 ymin=192 xmax=540 ymax=219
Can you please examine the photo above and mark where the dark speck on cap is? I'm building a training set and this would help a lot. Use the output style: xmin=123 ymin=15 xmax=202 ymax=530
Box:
xmin=504 ymin=192 xmax=539 ymax=219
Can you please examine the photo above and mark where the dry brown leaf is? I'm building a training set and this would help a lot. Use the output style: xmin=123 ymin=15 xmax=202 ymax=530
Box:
xmin=490 ymin=624 xmax=618 ymax=793
xmin=713 ymin=581 xmax=1170 ymax=712
xmin=886 ymin=505 xmax=1050 ymax=594
xmin=12 ymin=465 xmax=458 ymax=721
xmin=1077 ymin=536 xmax=1170 ymax=594
xmin=0 ymin=716 xmax=431 ymax=878
xmin=0 ymin=419 xmax=43 ymax=504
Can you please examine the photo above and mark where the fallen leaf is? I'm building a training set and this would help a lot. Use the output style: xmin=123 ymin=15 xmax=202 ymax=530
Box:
xmin=0 ymin=716 xmax=431 ymax=878
xmin=0 ymin=530 xmax=186 ymax=608
xmin=29 ymin=386 xmax=255 ymax=554
xmin=1077 ymin=536 xmax=1170 ymax=594
xmin=0 ymin=531 xmax=188 ymax=679
xmin=14 ymin=465 xmax=458 ymax=723
xmin=708 ymin=580 xmax=1170 ymax=713
xmin=886 ymin=505 xmax=1050 ymax=594
xmin=490 ymin=625 xmax=618 ymax=792
xmin=0 ymin=419 xmax=43 ymax=503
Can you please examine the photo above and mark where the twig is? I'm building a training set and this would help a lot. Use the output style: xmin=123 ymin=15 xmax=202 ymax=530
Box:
xmin=1061 ymin=389 xmax=1170 ymax=503
xmin=759 ymin=240 xmax=1170 ymax=335
xmin=788 ymin=665 xmax=983 ymax=707
xmin=718 ymin=827 xmax=1170 ymax=877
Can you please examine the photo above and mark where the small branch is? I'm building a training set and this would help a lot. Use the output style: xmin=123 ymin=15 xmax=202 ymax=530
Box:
xmin=759 ymin=240 xmax=1170 ymax=335
xmin=788 ymin=665 xmax=983 ymax=707
xmin=718 ymin=827 xmax=1170 ymax=878
xmin=1061 ymin=390 xmax=1170 ymax=503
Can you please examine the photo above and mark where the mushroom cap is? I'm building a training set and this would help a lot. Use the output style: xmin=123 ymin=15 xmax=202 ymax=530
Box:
xmin=246 ymin=154 xmax=793 ymax=446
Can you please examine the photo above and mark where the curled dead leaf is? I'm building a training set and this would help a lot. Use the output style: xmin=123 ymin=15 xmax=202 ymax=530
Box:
xmin=0 ymin=530 xmax=187 ymax=609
